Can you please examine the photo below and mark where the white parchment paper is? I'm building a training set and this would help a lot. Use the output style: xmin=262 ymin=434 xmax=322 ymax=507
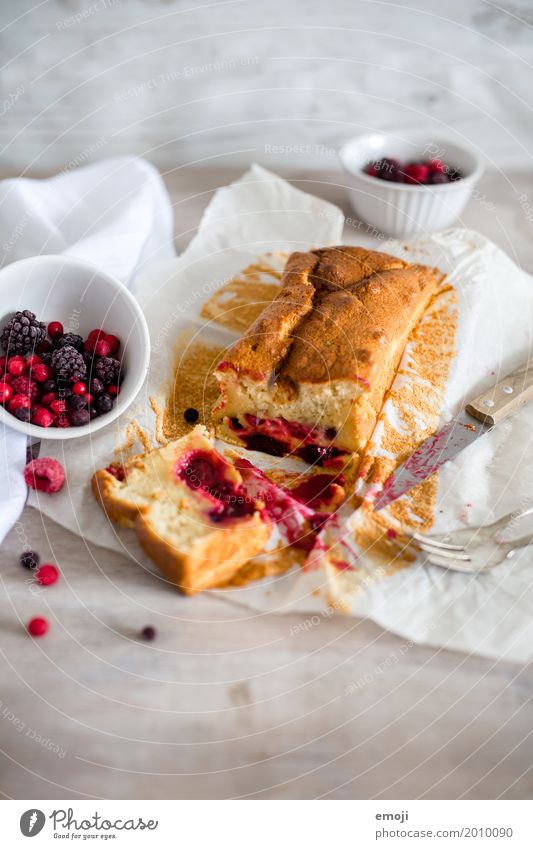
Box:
xmin=30 ymin=166 xmax=533 ymax=663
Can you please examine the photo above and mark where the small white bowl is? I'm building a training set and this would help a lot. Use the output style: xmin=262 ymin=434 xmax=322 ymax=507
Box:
xmin=0 ymin=254 xmax=150 ymax=440
xmin=339 ymin=132 xmax=483 ymax=238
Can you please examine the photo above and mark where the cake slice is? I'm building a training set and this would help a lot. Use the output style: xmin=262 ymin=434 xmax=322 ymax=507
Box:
xmin=212 ymin=246 xmax=441 ymax=465
xmin=92 ymin=426 xmax=271 ymax=595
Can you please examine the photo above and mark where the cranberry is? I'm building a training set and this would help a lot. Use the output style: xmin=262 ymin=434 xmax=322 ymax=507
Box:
xmin=0 ymin=382 xmax=12 ymax=403
xmin=26 ymin=355 xmax=42 ymax=369
xmin=84 ymin=328 xmax=104 ymax=351
xmin=94 ymin=339 xmax=111 ymax=357
xmin=72 ymin=381 xmax=87 ymax=396
xmin=104 ymin=334 xmax=120 ymax=354
xmin=402 ymin=163 xmax=430 ymax=184
xmin=27 ymin=617 xmax=49 ymax=637
xmin=0 ymin=357 xmax=5 ymax=372
xmin=50 ymin=399 xmax=67 ymax=415
xmin=41 ymin=391 xmax=58 ymax=407
xmin=8 ymin=394 xmax=31 ymax=413
xmin=141 ymin=626 xmax=156 ymax=641
xmin=35 ymin=563 xmax=59 ymax=586
xmin=31 ymin=407 xmax=54 ymax=428
xmin=107 ymin=385 xmax=119 ymax=397
xmin=47 ymin=321 xmax=64 ymax=337
xmin=8 ymin=357 xmax=26 ymax=376
xmin=32 ymin=363 xmax=50 ymax=382
xmin=83 ymin=393 xmax=93 ymax=405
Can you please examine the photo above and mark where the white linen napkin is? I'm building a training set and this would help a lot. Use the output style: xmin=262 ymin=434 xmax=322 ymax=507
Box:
xmin=0 ymin=156 xmax=175 ymax=543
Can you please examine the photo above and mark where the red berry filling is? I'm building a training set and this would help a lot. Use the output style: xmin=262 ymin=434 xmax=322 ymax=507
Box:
xmin=175 ymin=449 xmax=256 ymax=521
xmin=227 ymin=414 xmax=344 ymax=466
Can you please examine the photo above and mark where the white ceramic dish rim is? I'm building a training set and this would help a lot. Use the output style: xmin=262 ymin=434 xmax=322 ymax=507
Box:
xmin=339 ymin=132 xmax=484 ymax=192
xmin=0 ymin=254 xmax=151 ymax=441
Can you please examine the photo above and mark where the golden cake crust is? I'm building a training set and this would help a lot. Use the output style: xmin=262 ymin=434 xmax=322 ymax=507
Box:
xmin=212 ymin=246 xmax=443 ymax=457
xmin=217 ymin=246 xmax=440 ymax=386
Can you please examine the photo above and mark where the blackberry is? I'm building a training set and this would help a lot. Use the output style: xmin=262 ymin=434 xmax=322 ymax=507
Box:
xmin=51 ymin=345 xmax=87 ymax=382
xmin=95 ymin=393 xmax=113 ymax=414
xmin=0 ymin=310 xmax=46 ymax=356
xmin=53 ymin=332 xmax=84 ymax=353
xmin=89 ymin=378 xmax=104 ymax=395
xmin=93 ymin=357 xmax=120 ymax=386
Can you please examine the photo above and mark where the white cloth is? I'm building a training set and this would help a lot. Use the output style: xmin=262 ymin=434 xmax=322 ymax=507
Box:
xmin=0 ymin=156 xmax=175 ymax=543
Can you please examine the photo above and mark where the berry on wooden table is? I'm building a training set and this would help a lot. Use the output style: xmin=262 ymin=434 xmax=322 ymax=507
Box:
xmin=27 ymin=617 xmax=49 ymax=637
xmin=20 ymin=550 xmax=39 ymax=569
xmin=35 ymin=564 xmax=59 ymax=586
xmin=23 ymin=457 xmax=65 ymax=493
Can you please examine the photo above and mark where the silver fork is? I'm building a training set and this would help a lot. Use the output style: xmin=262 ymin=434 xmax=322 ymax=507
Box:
xmin=407 ymin=506 xmax=533 ymax=573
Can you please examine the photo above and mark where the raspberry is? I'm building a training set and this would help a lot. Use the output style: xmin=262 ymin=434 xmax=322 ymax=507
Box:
xmin=31 ymin=407 xmax=54 ymax=428
xmin=11 ymin=375 xmax=38 ymax=402
xmin=94 ymin=339 xmax=111 ymax=357
xmin=35 ymin=564 xmax=59 ymax=586
xmin=84 ymin=328 xmax=104 ymax=352
xmin=429 ymin=158 xmax=446 ymax=173
xmin=0 ymin=382 xmax=12 ymax=403
xmin=104 ymin=334 xmax=120 ymax=354
xmin=32 ymin=363 xmax=51 ymax=383
xmin=47 ymin=321 xmax=63 ymax=337
xmin=27 ymin=617 xmax=49 ymax=637
xmin=24 ymin=457 xmax=65 ymax=492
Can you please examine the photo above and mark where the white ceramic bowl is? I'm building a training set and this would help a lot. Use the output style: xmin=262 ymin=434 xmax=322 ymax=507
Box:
xmin=0 ymin=254 xmax=150 ymax=440
xmin=339 ymin=132 xmax=483 ymax=238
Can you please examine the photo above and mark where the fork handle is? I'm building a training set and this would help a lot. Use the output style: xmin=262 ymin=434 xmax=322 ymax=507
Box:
xmin=466 ymin=361 xmax=533 ymax=426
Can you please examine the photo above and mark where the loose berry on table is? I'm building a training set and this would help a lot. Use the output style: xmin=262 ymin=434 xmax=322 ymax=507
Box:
xmin=35 ymin=564 xmax=59 ymax=586
xmin=24 ymin=457 xmax=65 ymax=492
xmin=27 ymin=617 xmax=49 ymax=637
xmin=20 ymin=550 xmax=39 ymax=569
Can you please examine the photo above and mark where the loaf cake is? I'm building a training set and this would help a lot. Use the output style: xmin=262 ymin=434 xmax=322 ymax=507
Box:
xmin=92 ymin=426 xmax=271 ymax=594
xmin=212 ymin=246 xmax=441 ymax=465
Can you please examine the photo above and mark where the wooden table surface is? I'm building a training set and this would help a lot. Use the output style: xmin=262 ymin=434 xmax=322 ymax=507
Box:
xmin=1 ymin=167 xmax=533 ymax=801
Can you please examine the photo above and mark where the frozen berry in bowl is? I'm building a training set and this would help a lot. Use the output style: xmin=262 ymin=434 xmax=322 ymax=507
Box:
xmin=0 ymin=255 xmax=149 ymax=437
xmin=69 ymin=394 xmax=86 ymax=411
xmin=95 ymin=393 xmax=113 ymax=414
xmin=0 ymin=310 xmax=46 ymax=356
xmin=51 ymin=345 xmax=87 ymax=383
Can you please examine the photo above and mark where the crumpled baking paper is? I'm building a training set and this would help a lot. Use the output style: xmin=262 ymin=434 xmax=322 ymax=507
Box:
xmin=30 ymin=165 xmax=533 ymax=663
